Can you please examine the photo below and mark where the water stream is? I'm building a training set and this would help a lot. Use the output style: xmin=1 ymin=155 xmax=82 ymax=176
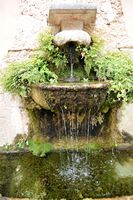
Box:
xmin=66 ymin=42 xmax=76 ymax=82
xmin=69 ymin=44 xmax=74 ymax=79
xmin=55 ymin=107 xmax=94 ymax=144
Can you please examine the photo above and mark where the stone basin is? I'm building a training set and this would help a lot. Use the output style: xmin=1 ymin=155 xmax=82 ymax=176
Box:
xmin=31 ymin=82 xmax=109 ymax=114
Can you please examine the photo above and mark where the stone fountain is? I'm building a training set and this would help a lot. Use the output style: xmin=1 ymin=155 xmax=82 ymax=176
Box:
xmin=31 ymin=3 xmax=109 ymax=139
xmin=48 ymin=3 xmax=97 ymax=46
xmin=1 ymin=3 xmax=133 ymax=200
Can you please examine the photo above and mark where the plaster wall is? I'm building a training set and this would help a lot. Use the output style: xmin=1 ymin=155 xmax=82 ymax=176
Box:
xmin=0 ymin=0 xmax=132 ymax=145
xmin=121 ymin=0 xmax=133 ymax=43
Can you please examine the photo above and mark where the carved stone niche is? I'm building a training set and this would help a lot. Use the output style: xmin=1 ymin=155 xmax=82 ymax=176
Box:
xmin=48 ymin=2 xmax=97 ymax=46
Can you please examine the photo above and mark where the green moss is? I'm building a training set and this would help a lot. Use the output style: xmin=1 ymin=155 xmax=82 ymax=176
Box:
xmin=27 ymin=108 xmax=42 ymax=136
xmin=28 ymin=138 xmax=54 ymax=157
xmin=0 ymin=150 xmax=133 ymax=199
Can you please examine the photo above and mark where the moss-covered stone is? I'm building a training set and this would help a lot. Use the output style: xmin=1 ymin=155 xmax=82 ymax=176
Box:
xmin=0 ymin=150 xmax=133 ymax=199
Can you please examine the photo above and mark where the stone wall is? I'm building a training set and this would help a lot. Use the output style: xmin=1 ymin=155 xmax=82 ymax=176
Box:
xmin=0 ymin=0 xmax=132 ymax=145
xmin=4 ymin=0 xmax=133 ymax=64
xmin=0 ymin=88 xmax=28 ymax=146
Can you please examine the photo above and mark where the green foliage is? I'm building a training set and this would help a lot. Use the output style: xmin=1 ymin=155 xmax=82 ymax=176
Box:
xmin=15 ymin=137 xmax=28 ymax=150
xmin=1 ymin=30 xmax=67 ymax=97
xmin=77 ymin=36 xmax=133 ymax=104
xmin=1 ymin=55 xmax=58 ymax=97
xmin=39 ymin=30 xmax=68 ymax=69
xmin=1 ymin=29 xmax=133 ymax=105
xmin=95 ymin=51 xmax=133 ymax=104
xmin=28 ymin=139 xmax=54 ymax=157
xmin=76 ymin=35 xmax=104 ymax=77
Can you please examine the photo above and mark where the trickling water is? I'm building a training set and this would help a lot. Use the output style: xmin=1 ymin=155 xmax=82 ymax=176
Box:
xmin=67 ymin=42 xmax=75 ymax=82
xmin=61 ymin=107 xmax=67 ymax=139
xmin=57 ymin=112 xmax=61 ymax=140
xmin=87 ymin=110 xmax=91 ymax=142
xmin=55 ymin=106 xmax=94 ymax=147
xmin=76 ymin=112 xmax=79 ymax=141
xmin=70 ymin=63 xmax=74 ymax=79
xmin=32 ymin=82 xmax=109 ymax=144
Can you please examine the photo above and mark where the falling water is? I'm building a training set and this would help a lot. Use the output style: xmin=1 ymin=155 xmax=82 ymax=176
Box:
xmin=87 ymin=110 xmax=91 ymax=142
xmin=57 ymin=112 xmax=61 ymax=140
xmin=70 ymin=51 xmax=74 ymax=80
xmin=55 ymin=106 xmax=94 ymax=149
xmin=67 ymin=42 xmax=75 ymax=82
xmin=76 ymin=112 xmax=79 ymax=140
xmin=61 ymin=107 xmax=67 ymax=139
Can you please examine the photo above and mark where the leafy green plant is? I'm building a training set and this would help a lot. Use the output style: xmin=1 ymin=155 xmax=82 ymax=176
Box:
xmin=1 ymin=29 xmax=133 ymax=106
xmin=38 ymin=29 xmax=68 ymax=69
xmin=1 ymin=55 xmax=58 ymax=97
xmin=1 ymin=30 xmax=67 ymax=97
xmin=28 ymin=139 xmax=54 ymax=157
xmin=94 ymin=51 xmax=133 ymax=104
xmin=76 ymin=35 xmax=104 ymax=77
xmin=77 ymin=37 xmax=133 ymax=105
xmin=15 ymin=138 xmax=28 ymax=150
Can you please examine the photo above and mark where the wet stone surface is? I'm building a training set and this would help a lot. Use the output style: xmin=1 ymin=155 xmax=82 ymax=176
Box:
xmin=31 ymin=83 xmax=109 ymax=138
xmin=32 ymin=82 xmax=109 ymax=114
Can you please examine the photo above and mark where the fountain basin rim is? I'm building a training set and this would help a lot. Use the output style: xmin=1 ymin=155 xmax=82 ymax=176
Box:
xmin=31 ymin=82 xmax=109 ymax=111
xmin=32 ymin=82 xmax=109 ymax=91
xmin=0 ymin=145 xmax=132 ymax=156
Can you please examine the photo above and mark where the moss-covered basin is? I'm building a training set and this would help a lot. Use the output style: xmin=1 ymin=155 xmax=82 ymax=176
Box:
xmin=31 ymin=82 xmax=109 ymax=113
xmin=0 ymin=149 xmax=133 ymax=199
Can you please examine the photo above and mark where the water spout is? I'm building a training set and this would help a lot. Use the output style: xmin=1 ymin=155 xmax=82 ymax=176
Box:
xmin=68 ymin=43 xmax=74 ymax=80
xmin=65 ymin=42 xmax=78 ymax=83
